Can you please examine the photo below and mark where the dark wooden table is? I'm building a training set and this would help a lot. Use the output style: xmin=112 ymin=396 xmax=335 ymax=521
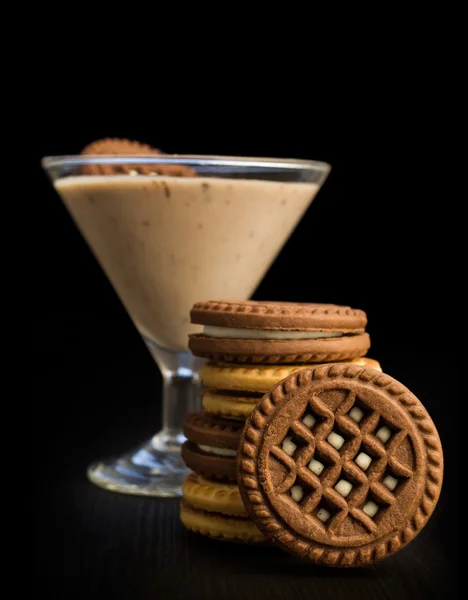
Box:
xmin=32 ymin=316 xmax=459 ymax=600
xmin=35 ymin=473 xmax=453 ymax=600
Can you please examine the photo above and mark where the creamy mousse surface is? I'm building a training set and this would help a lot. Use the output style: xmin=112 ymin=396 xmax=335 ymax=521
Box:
xmin=55 ymin=175 xmax=319 ymax=351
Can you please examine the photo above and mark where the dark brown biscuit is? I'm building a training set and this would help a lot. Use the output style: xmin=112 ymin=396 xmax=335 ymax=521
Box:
xmin=181 ymin=412 xmax=244 ymax=480
xmin=191 ymin=300 xmax=367 ymax=331
xmin=189 ymin=332 xmax=370 ymax=364
xmin=237 ymin=363 xmax=443 ymax=567
xmin=183 ymin=412 xmax=243 ymax=449
xmin=79 ymin=137 xmax=197 ymax=177
xmin=181 ymin=442 xmax=237 ymax=480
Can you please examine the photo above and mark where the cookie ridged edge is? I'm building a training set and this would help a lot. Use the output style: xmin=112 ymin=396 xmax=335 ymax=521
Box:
xmin=193 ymin=349 xmax=368 ymax=364
xmin=237 ymin=363 xmax=444 ymax=567
xmin=191 ymin=301 xmax=367 ymax=330
xmin=203 ymin=363 xmax=305 ymax=378
xmin=185 ymin=412 xmax=245 ymax=434
xmin=192 ymin=301 xmax=365 ymax=318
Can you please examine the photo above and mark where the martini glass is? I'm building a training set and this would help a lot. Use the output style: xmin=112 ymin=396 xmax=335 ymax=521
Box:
xmin=42 ymin=154 xmax=331 ymax=497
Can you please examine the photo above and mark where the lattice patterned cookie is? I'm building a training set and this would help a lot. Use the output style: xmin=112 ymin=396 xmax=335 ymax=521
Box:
xmin=237 ymin=363 xmax=443 ymax=566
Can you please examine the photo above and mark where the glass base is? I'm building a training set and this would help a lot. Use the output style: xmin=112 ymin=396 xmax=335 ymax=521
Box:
xmin=87 ymin=429 xmax=188 ymax=497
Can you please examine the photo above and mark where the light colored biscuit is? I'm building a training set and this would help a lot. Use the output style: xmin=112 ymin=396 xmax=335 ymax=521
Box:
xmin=202 ymin=390 xmax=258 ymax=420
xmin=201 ymin=363 xmax=311 ymax=393
xmin=180 ymin=501 xmax=265 ymax=543
xmin=201 ymin=357 xmax=382 ymax=393
xmin=349 ymin=357 xmax=382 ymax=372
xmin=182 ymin=473 xmax=248 ymax=516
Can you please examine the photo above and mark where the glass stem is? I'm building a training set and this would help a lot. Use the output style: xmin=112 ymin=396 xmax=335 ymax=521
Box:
xmin=144 ymin=338 xmax=203 ymax=452
xmin=161 ymin=353 xmax=201 ymax=445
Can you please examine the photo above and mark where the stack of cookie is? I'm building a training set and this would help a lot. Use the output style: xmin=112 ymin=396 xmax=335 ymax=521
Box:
xmin=180 ymin=300 xmax=381 ymax=544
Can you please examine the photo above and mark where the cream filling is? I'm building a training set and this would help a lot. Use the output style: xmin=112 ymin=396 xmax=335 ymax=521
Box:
xmin=203 ymin=325 xmax=344 ymax=340
xmin=198 ymin=444 xmax=237 ymax=457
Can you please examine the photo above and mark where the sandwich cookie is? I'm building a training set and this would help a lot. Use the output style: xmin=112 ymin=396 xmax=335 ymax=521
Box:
xmin=182 ymin=473 xmax=248 ymax=516
xmin=181 ymin=412 xmax=244 ymax=480
xmin=180 ymin=500 xmax=265 ymax=543
xmin=189 ymin=300 xmax=370 ymax=364
xmin=237 ymin=363 xmax=443 ymax=566
xmin=202 ymin=358 xmax=382 ymax=420
xmin=180 ymin=470 xmax=265 ymax=543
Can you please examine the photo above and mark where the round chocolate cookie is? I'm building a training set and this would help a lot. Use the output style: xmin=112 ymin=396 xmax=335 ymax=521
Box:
xmin=237 ymin=363 xmax=443 ymax=567
xmin=79 ymin=138 xmax=197 ymax=177
xmin=189 ymin=300 xmax=370 ymax=363
xmin=181 ymin=412 xmax=244 ymax=480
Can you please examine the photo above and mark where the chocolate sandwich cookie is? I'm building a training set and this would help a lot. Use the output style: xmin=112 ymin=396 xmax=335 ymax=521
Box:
xmin=80 ymin=138 xmax=197 ymax=177
xmin=181 ymin=412 xmax=244 ymax=480
xmin=180 ymin=500 xmax=265 ymax=543
xmin=189 ymin=300 xmax=370 ymax=363
xmin=201 ymin=358 xmax=382 ymax=420
xmin=238 ymin=363 xmax=443 ymax=567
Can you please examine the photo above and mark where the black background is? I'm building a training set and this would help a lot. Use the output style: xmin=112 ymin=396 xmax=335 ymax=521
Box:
xmin=30 ymin=40 xmax=462 ymax=600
